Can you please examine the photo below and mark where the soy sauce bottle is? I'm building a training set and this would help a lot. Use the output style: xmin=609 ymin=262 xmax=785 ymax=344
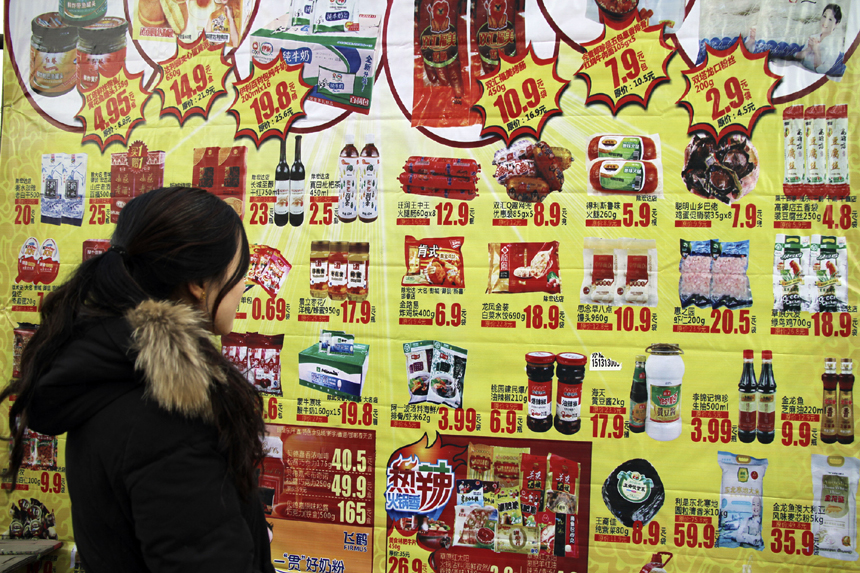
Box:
xmin=821 ymin=358 xmax=839 ymax=444
xmin=756 ymin=350 xmax=776 ymax=444
xmin=738 ymin=349 xmax=757 ymax=443
xmin=837 ymin=358 xmax=854 ymax=444
xmin=628 ymin=355 xmax=647 ymax=434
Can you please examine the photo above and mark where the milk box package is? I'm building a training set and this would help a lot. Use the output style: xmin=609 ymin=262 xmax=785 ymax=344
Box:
xmin=250 ymin=13 xmax=381 ymax=114
xmin=299 ymin=342 xmax=369 ymax=401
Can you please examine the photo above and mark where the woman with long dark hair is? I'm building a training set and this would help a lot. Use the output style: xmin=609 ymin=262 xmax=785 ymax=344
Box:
xmin=1 ymin=187 xmax=274 ymax=572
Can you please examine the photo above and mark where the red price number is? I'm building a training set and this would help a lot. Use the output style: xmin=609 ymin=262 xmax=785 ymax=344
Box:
xmin=309 ymin=201 xmax=334 ymax=225
xmin=436 ymin=202 xmax=468 ymax=226
xmin=709 ymin=308 xmax=751 ymax=334
xmin=15 ymin=205 xmax=33 ymax=225
xmin=622 ymin=203 xmax=650 ymax=228
xmin=493 ymin=77 xmax=542 ymax=125
xmin=822 ymin=204 xmax=854 ymax=230
xmin=534 ymin=202 xmax=561 ymax=227
xmin=591 ymin=413 xmax=624 ymax=439
xmin=673 ymin=521 xmax=715 ymax=549
xmin=342 ymin=300 xmax=371 ymax=324
xmin=615 ymin=306 xmax=651 ymax=332
xmin=605 ymin=48 xmax=641 ymax=89
xmin=40 ymin=472 xmax=63 ymax=494
xmin=168 ymin=64 xmax=210 ymax=103
xmin=340 ymin=401 xmax=374 ymax=426
xmin=781 ymin=421 xmax=812 ymax=447
xmin=524 ymin=305 xmax=561 ymax=330
xmin=251 ymin=297 xmax=287 ymax=321
xmin=631 ymin=521 xmax=660 ymax=545
xmin=93 ymin=89 xmax=134 ymax=132
xmin=706 ymin=76 xmax=746 ymax=120
xmin=691 ymin=417 xmax=732 ymax=443
xmin=434 ymin=302 xmax=462 ymax=327
xmin=490 ymin=409 xmax=517 ymax=434
xmin=248 ymin=82 xmax=293 ymax=125
xmin=811 ymin=312 xmax=852 ymax=337
xmin=438 ymin=407 xmax=477 ymax=432
xmin=731 ymin=203 xmax=758 ymax=228
xmin=770 ymin=528 xmax=814 ymax=556
xmin=36 ymin=292 xmax=44 ymax=312
xmin=264 ymin=397 xmax=282 ymax=421
xmin=388 ymin=557 xmax=423 ymax=573
xmin=248 ymin=202 xmax=269 ymax=225
xmin=88 ymin=204 xmax=109 ymax=225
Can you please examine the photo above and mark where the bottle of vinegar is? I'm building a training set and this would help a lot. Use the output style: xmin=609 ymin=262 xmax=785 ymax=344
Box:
xmin=756 ymin=350 xmax=776 ymax=444
xmin=738 ymin=350 xmax=757 ymax=443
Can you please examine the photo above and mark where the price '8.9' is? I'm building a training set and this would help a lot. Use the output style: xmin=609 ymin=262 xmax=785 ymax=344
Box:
xmin=493 ymin=78 xmax=542 ymax=125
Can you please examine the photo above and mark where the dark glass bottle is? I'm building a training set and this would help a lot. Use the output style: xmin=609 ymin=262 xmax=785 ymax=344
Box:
xmin=289 ymin=135 xmax=305 ymax=226
xmin=526 ymin=352 xmax=555 ymax=433
xmin=837 ymin=358 xmax=854 ymax=444
xmin=554 ymin=352 xmax=586 ymax=435
xmin=738 ymin=349 xmax=757 ymax=443
xmin=756 ymin=350 xmax=776 ymax=444
xmin=628 ymin=355 xmax=647 ymax=434
xmin=821 ymin=358 xmax=839 ymax=444
xmin=273 ymin=136 xmax=289 ymax=227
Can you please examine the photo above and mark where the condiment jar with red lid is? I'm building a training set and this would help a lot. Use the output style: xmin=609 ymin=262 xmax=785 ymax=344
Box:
xmin=526 ymin=352 xmax=555 ymax=433
xmin=555 ymin=352 xmax=586 ymax=435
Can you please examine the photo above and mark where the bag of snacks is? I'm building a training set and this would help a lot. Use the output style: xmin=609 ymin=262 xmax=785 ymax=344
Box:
xmin=403 ymin=236 xmax=465 ymax=288
xmin=716 ymin=451 xmax=768 ymax=550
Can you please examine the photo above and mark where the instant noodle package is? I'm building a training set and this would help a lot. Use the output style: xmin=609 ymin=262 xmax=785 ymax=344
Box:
xmin=679 ymin=239 xmax=752 ymax=309
xmin=773 ymin=234 xmax=849 ymax=312
xmin=580 ymin=238 xmax=658 ymax=307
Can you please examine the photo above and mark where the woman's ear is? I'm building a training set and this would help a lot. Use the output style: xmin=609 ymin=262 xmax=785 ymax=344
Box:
xmin=187 ymin=281 xmax=206 ymax=304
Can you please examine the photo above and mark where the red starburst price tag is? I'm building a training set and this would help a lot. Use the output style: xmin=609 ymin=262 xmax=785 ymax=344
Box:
xmin=75 ymin=67 xmax=152 ymax=150
xmin=227 ymin=56 xmax=312 ymax=146
xmin=155 ymin=34 xmax=232 ymax=124
xmin=677 ymin=39 xmax=781 ymax=139
xmin=472 ymin=43 xmax=569 ymax=144
xmin=575 ymin=14 xmax=674 ymax=113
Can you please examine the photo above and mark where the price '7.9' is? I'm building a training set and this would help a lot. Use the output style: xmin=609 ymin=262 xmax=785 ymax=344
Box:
xmin=605 ymin=49 xmax=641 ymax=89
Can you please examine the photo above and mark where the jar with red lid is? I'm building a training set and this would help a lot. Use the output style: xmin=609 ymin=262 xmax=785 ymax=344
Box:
xmin=554 ymin=352 xmax=586 ymax=435
xmin=526 ymin=352 xmax=555 ymax=433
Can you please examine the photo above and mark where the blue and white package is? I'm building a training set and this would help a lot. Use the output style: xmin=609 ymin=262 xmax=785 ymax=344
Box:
xmin=41 ymin=153 xmax=66 ymax=226
xmin=312 ymin=0 xmax=358 ymax=33
xmin=678 ymin=239 xmax=713 ymax=309
xmin=62 ymin=153 xmax=87 ymax=226
xmin=716 ymin=451 xmax=768 ymax=551
xmin=317 ymin=66 xmax=356 ymax=98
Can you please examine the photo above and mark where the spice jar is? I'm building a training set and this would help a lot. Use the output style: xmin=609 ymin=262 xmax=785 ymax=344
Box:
xmin=327 ymin=241 xmax=349 ymax=301
xmin=77 ymin=17 xmax=128 ymax=91
xmin=310 ymin=240 xmax=329 ymax=298
xmin=60 ymin=0 xmax=107 ymax=27
xmin=555 ymin=352 xmax=586 ymax=435
xmin=526 ymin=352 xmax=555 ymax=433
xmin=347 ymin=242 xmax=369 ymax=302
xmin=30 ymin=13 xmax=78 ymax=97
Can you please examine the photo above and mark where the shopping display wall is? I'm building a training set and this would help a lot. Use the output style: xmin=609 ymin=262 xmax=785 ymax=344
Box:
xmin=1 ymin=0 xmax=859 ymax=572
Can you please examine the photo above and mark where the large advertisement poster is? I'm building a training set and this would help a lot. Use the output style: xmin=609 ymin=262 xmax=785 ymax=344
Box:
xmin=1 ymin=0 xmax=859 ymax=572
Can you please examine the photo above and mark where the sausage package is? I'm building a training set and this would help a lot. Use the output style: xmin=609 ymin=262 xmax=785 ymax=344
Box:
xmin=487 ymin=241 xmax=561 ymax=294
xmin=402 ymin=235 xmax=466 ymax=287
xmin=811 ymin=454 xmax=859 ymax=561
xmin=587 ymin=134 xmax=661 ymax=161
xmin=469 ymin=0 xmax=524 ymax=76
xmin=587 ymin=158 xmax=663 ymax=197
xmin=715 ymin=451 xmax=768 ymax=551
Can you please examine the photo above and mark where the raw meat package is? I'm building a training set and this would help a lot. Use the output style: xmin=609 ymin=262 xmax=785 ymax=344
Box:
xmin=773 ymin=234 xmax=811 ymax=312
xmin=715 ymin=451 xmax=767 ymax=550
xmin=678 ymin=239 xmax=713 ymax=309
xmin=581 ymin=238 xmax=658 ymax=307
xmin=487 ymin=241 xmax=561 ymax=294
xmin=810 ymin=235 xmax=849 ymax=313
xmin=811 ymin=454 xmax=859 ymax=561
xmin=711 ymin=240 xmax=752 ymax=310
xmin=402 ymin=235 xmax=466 ymax=287
xmin=601 ymin=458 xmax=664 ymax=528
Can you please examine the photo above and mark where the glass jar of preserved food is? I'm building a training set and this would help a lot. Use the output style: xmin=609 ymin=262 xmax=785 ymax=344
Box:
xmin=30 ymin=13 xmax=78 ymax=97
xmin=347 ymin=242 xmax=369 ymax=301
xmin=526 ymin=352 xmax=555 ymax=433
xmin=77 ymin=17 xmax=128 ymax=92
xmin=327 ymin=241 xmax=349 ymax=301
xmin=555 ymin=352 xmax=586 ymax=435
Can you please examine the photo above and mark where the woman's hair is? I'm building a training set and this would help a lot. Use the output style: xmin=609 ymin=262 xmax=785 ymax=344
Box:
xmin=824 ymin=4 xmax=843 ymax=24
xmin=1 ymin=187 xmax=264 ymax=499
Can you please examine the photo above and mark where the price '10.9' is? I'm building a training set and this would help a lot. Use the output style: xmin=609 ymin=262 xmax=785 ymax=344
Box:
xmin=493 ymin=78 xmax=542 ymax=125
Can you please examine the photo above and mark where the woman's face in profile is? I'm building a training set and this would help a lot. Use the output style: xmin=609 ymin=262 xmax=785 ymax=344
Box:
xmin=209 ymin=246 xmax=245 ymax=336
xmin=821 ymin=9 xmax=839 ymax=36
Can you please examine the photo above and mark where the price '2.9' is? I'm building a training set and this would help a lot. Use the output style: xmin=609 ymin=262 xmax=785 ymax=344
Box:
xmin=493 ymin=78 xmax=542 ymax=125
xmin=706 ymin=77 xmax=746 ymax=120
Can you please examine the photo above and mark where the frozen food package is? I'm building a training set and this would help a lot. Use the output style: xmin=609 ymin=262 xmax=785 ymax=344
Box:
xmin=711 ymin=240 xmax=752 ymax=310
xmin=621 ymin=239 xmax=657 ymax=307
xmin=811 ymin=454 xmax=859 ymax=561
xmin=403 ymin=340 xmax=435 ymax=404
xmin=402 ymin=236 xmax=465 ymax=288
xmin=41 ymin=153 xmax=66 ymax=226
xmin=581 ymin=238 xmax=618 ymax=305
xmin=679 ymin=239 xmax=713 ymax=308
xmin=427 ymin=341 xmax=467 ymax=408
xmin=773 ymin=234 xmax=811 ymax=312
xmin=810 ymin=235 xmax=849 ymax=313
xmin=412 ymin=0 xmax=476 ymax=128
xmin=62 ymin=153 xmax=87 ymax=226
xmin=715 ymin=451 xmax=768 ymax=550
xmin=487 ymin=241 xmax=561 ymax=294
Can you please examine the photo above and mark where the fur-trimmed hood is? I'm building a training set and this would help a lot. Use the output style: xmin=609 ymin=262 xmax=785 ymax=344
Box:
xmin=28 ymin=300 xmax=222 ymax=436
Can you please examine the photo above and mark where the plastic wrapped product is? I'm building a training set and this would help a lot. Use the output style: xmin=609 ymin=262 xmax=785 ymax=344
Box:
xmin=711 ymin=240 xmax=752 ymax=309
xmin=773 ymin=234 xmax=811 ymax=312
xmin=454 ymin=505 xmax=496 ymax=548
xmin=35 ymin=239 xmax=60 ymax=286
xmin=602 ymin=458 xmax=665 ymax=528
xmin=811 ymin=454 xmax=859 ymax=561
xmin=292 ymin=0 xmax=316 ymax=26
xmin=678 ymin=239 xmax=713 ymax=308
xmin=581 ymin=237 xmax=617 ymax=305
xmin=715 ymin=451 xmax=767 ymax=550
xmin=403 ymin=340 xmax=435 ymax=404
xmin=467 ymin=443 xmax=493 ymax=480
xmin=312 ymin=0 xmax=357 ymax=33
xmin=783 ymin=105 xmax=805 ymax=197
xmin=622 ymin=239 xmax=657 ymax=307
xmin=494 ymin=524 xmax=538 ymax=554
xmin=810 ymin=235 xmax=849 ymax=313
xmin=588 ymin=159 xmax=662 ymax=196
xmin=403 ymin=156 xmax=480 ymax=178
xmin=493 ymin=160 xmax=536 ymax=184
xmin=403 ymin=235 xmax=465 ymax=288
xmin=427 ymin=341 xmax=467 ymax=408
xmin=493 ymin=139 xmax=535 ymax=164
xmin=456 ymin=479 xmax=484 ymax=506
xmin=587 ymin=134 xmax=660 ymax=161
xmin=825 ymin=104 xmax=849 ymax=198
xmin=487 ymin=241 xmax=561 ymax=294
xmin=16 ymin=238 xmax=41 ymax=284
xmin=493 ymin=447 xmax=529 ymax=489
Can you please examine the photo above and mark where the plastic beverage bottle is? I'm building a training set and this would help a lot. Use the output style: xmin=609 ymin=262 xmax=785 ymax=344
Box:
xmin=756 ymin=350 xmax=776 ymax=444
xmin=821 ymin=358 xmax=839 ymax=444
xmin=837 ymin=358 xmax=854 ymax=444
xmin=337 ymin=135 xmax=359 ymax=223
xmin=644 ymin=344 xmax=684 ymax=441
xmin=738 ymin=349 xmax=757 ymax=443
xmin=358 ymin=134 xmax=379 ymax=223
xmin=628 ymin=355 xmax=648 ymax=434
